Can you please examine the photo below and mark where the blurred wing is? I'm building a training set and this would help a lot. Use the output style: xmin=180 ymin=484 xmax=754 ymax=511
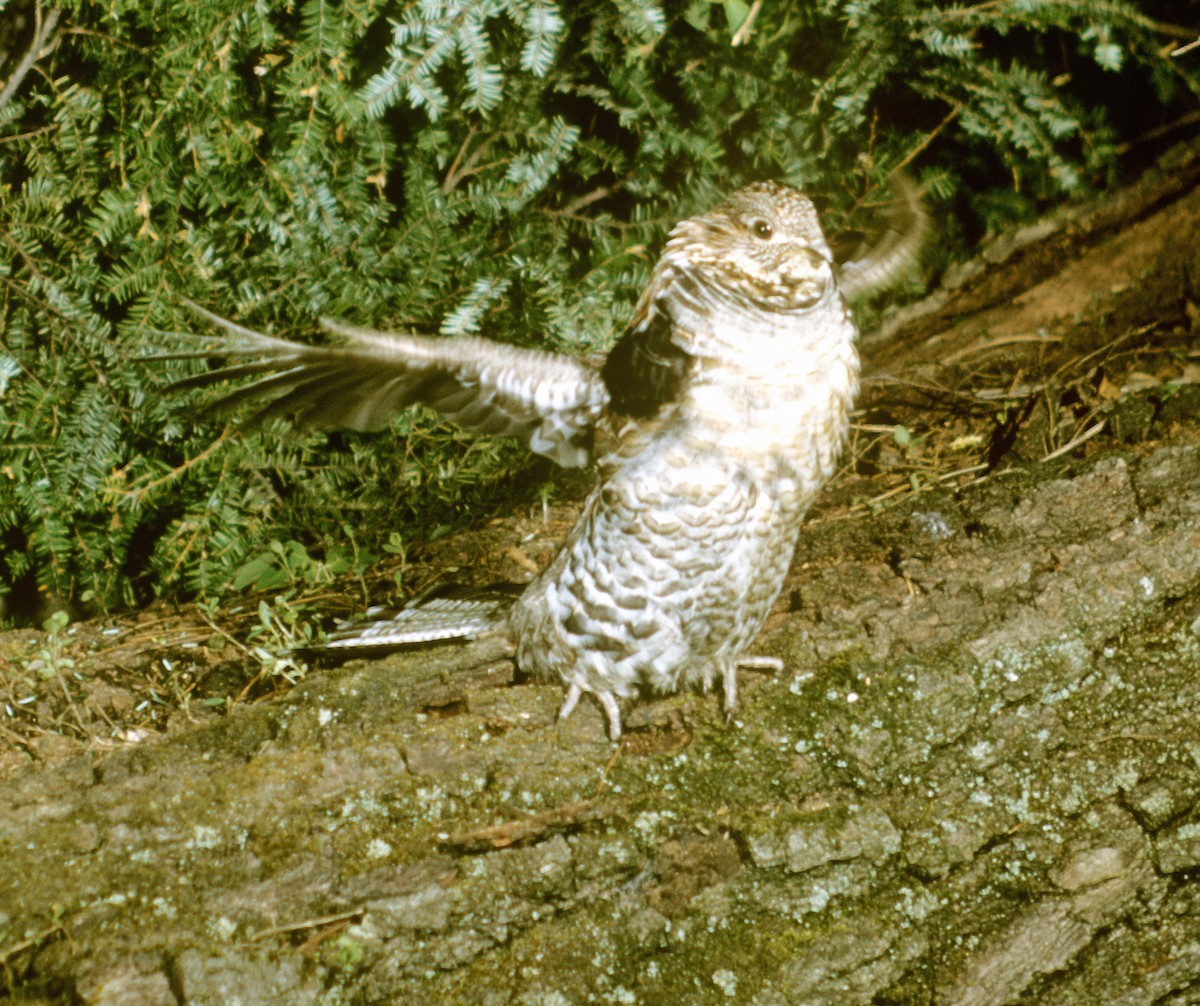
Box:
xmin=157 ymin=299 xmax=610 ymax=468
xmin=837 ymin=173 xmax=927 ymax=301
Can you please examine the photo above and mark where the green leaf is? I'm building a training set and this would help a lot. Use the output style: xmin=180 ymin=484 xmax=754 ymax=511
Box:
xmin=723 ymin=0 xmax=750 ymax=35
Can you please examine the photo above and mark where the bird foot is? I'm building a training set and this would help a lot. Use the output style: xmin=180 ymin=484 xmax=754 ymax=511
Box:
xmin=558 ymin=683 xmax=623 ymax=742
xmin=723 ymin=654 xmax=786 ymax=720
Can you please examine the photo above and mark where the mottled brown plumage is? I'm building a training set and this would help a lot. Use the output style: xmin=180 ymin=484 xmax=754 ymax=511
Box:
xmin=163 ymin=178 xmax=923 ymax=739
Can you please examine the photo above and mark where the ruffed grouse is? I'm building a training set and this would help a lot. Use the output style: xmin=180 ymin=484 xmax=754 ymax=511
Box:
xmin=166 ymin=177 xmax=923 ymax=738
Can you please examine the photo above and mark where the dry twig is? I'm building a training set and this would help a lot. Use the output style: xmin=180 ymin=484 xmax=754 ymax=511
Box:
xmin=0 ymin=4 xmax=60 ymax=111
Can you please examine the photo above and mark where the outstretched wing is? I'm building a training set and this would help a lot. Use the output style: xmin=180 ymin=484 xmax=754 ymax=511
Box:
xmin=157 ymin=299 xmax=610 ymax=468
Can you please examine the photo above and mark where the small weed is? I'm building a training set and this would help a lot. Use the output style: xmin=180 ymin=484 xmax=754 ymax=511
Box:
xmin=20 ymin=611 xmax=89 ymax=738
xmin=194 ymin=594 xmax=322 ymax=703
xmin=384 ymin=531 xmax=408 ymax=588
xmin=244 ymin=595 xmax=318 ymax=684
xmin=231 ymin=536 xmax=379 ymax=594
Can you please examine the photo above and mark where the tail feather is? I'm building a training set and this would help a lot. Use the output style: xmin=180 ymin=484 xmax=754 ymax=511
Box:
xmin=310 ymin=586 xmax=518 ymax=655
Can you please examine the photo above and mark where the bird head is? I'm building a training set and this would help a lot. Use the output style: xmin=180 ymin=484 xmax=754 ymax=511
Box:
xmin=663 ymin=181 xmax=836 ymax=314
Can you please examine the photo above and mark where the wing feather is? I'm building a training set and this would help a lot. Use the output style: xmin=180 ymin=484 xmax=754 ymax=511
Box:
xmin=837 ymin=173 xmax=927 ymax=300
xmin=599 ymin=262 xmax=695 ymax=419
xmin=155 ymin=298 xmax=610 ymax=468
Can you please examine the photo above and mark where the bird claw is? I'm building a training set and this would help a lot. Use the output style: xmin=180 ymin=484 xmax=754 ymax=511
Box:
xmin=737 ymin=655 xmax=785 ymax=672
xmin=558 ymin=683 xmax=583 ymax=722
xmin=558 ymin=683 xmax=623 ymax=742
xmin=723 ymin=663 xmax=740 ymax=720
xmin=597 ymin=691 xmax=623 ymax=742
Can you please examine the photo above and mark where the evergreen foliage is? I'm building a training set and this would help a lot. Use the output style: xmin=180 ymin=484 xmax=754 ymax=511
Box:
xmin=0 ymin=0 xmax=1194 ymax=620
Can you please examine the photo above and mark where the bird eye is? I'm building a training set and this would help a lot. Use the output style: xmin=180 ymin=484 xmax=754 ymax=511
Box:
xmin=751 ymin=219 xmax=773 ymax=240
